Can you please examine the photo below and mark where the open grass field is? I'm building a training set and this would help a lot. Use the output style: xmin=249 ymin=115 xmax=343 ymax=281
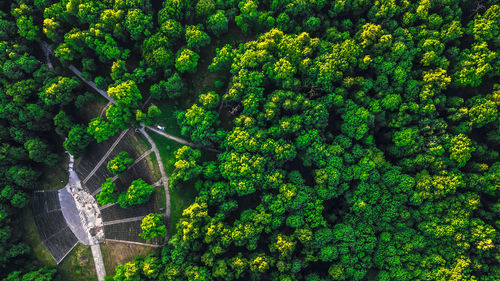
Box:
xmin=101 ymin=241 xmax=159 ymax=276
xmin=147 ymin=153 xmax=162 ymax=182
xmin=149 ymin=131 xmax=183 ymax=175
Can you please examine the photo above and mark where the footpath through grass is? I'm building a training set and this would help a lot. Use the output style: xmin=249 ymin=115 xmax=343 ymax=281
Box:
xmin=149 ymin=131 xmax=198 ymax=233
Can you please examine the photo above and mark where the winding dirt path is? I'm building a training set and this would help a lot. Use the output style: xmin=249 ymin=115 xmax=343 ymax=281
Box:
xmin=139 ymin=127 xmax=171 ymax=240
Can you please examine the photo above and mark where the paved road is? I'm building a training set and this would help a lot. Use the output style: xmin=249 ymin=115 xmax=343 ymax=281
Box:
xmin=90 ymin=245 xmax=106 ymax=281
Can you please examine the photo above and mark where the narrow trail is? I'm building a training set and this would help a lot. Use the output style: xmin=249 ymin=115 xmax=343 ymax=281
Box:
xmin=146 ymin=126 xmax=221 ymax=153
xmin=98 ymin=202 xmax=117 ymax=210
xmin=40 ymin=41 xmax=53 ymax=69
xmin=139 ymin=127 xmax=171 ymax=240
xmin=82 ymin=129 xmax=129 ymax=184
xmin=99 ymin=101 xmax=112 ymax=117
xmin=68 ymin=65 xmax=116 ymax=104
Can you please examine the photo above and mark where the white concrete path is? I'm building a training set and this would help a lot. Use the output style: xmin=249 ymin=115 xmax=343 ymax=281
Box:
xmin=91 ymin=244 xmax=106 ymax=281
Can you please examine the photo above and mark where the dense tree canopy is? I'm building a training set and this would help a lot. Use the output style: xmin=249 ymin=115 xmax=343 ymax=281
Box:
xmin=0 ymin=0 xmax=498 ymax=280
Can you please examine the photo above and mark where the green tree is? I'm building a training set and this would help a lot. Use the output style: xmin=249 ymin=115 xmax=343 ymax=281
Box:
xmin=175 ymin=49 xmax=199 ymax=74
xmin=195 ymin=0 xmax=215 ymax=19
xmin=172 ymin=146 xmax=202 ymax=183
xmin=448 ymin=134 xmax=474 ymax=168
xmin=64 ymin=125 xmax=92 ymax=157
xmin=96 ymin=177 xmax=117 ymax=206
xmin=150 ymin=72 xmax=184 ymax=100
xmin=139 ymin=213 xmax=167 ymax=241
xmin=207 ymin=10 xmax=228 ymax=37
xmin=185 ymin=25 xmax=211 ymax=50
xmin=53 ymin=110 xmax=73 ymax=136
xmin=118 ymin=178 xmax=154 ymax=208
xmin=108 ymin=80 xmax=142 ymax=108
xmin=124 ymin=9 xmax=152 ymax=40
xmin=39 ymin=77 xmax=80 ymax=106
xmin=87 ymin=117 xmax=118 ymax=143
xmin=107 ymin=151 xmax=134 ymax=175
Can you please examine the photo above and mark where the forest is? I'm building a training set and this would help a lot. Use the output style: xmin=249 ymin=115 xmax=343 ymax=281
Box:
xmin=0 ymin=0 xmax=498 ymax=280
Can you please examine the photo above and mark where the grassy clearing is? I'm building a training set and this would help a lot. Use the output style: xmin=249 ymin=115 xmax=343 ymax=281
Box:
xmin=76 ymin=93 xmax=108 ymax=124
xmin=58 ymin=244 xmax=97 ymax=281
xmin=169 ymin=180 xmax=198 ymax=234
xmin=155 ymin=185 xmax=166 ymax=210
xmin=155 ymin=101 xmax=184 ymax=138
xmin=149 ymin=131 xmax=183 ymax=175
xmin=146 ymin=153 xmax=162 ymax=182
xmin=101 ymin=241 xmax=159 ymax=276
xmin=132 ymin=130 xmax=152 ymax=152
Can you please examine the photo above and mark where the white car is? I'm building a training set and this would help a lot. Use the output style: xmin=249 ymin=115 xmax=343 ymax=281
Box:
xmin=156 ymin=125 xmax=166 ymax=131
